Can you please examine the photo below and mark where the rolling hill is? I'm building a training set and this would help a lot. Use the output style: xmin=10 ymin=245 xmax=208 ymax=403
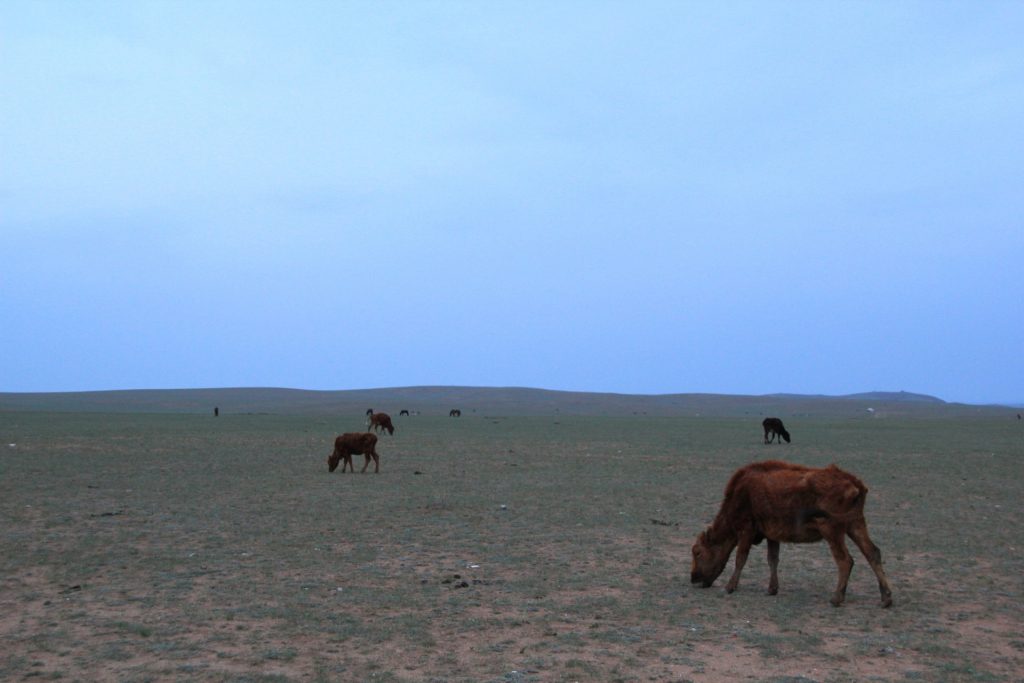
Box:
xmin=0 ymin=386 xmax=1015 ymax=418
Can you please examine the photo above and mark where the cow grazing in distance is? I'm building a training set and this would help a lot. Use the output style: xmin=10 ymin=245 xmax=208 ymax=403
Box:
xmin=399 ymin=409 xmax=409 ymax=416
xmin=366 ymin=408 xmax=374 ymax=417
xmin=691 ymin=460 xmax=892 ymax=607
xmin=327 ymin=432 xmax=380 ymax=473
xmin=449 ymin=409 xmax=461 ymax=417
xmin=762 ymin=417 xmax=791 ymax=444
xmin=368 ymin=412 xmax=395 ymax=435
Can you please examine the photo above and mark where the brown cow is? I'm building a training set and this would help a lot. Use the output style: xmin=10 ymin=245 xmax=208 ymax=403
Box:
xmin=691 ymin=460 xmax=892 ymax=607
xmin=327 ymin=432 xmax=380 ymax=473
xmin=762 ymin=417 xmax=790 ymax=443
xmin=368 ymin=412 xmax=395 ymax=435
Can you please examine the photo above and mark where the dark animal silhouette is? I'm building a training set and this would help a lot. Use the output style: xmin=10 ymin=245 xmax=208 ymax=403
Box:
xmin=399 ymin=409 xmax=409 ymax=416
xmin=762 ymin=417 xmax=791 ymax=443
xmin=366 ymin=408 xmax=374 ymax=417
xmin=449 ymin=409 xmax=461 ymax=417
xmin=214 ymin=407 xmax=219 ymax=417
xmin=368 ymin=412 xmax=395 ymax=435
xmin=691 ymin=460 xmax=892 ymax=607
xmin=327 ymin=432 xmax=380 ymax=473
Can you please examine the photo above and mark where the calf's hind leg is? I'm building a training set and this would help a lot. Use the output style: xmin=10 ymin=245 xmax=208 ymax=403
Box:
xmin=847 ymin=520 xmax=893 ymax=607
xmin=766 ymin=540 xmax=780 ymax=595
xmin=361 ymin=449 xmax=380 ymax=473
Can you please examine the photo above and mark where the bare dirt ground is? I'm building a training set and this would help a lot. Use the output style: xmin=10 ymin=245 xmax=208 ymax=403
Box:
xmin=2 ymin=413 xmax=1022 ymax=681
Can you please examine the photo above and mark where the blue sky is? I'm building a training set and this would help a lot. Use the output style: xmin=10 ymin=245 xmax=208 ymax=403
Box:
xmin=2 ymin=1 xmax=1022 ymax=404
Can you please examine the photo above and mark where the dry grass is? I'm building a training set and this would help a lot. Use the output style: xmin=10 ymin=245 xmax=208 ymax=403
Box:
xmin=1 ymin=411 xmax=1022 ymax=681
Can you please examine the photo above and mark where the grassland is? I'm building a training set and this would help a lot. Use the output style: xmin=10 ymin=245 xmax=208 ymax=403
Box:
xmin=2 ymin=405 xmax=1022 ymax=681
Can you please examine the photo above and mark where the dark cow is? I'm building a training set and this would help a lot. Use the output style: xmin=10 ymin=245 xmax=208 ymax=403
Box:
xmin=449 ymin=409 xmax=461 ymax=417
xmin=368 ymin=412 xmax=395 ymax=435
xmin=327 ymin=432 xmax=380 ymax=473
xmin=399 ymin=409 xmax=410 ymax=416
xmin=366 ymin=408 xmax=374 ymax=417
xmin=691 ymin=460 xmax=892 ymax=607
xmin=762 ymin=417 xmax=791 ymax=444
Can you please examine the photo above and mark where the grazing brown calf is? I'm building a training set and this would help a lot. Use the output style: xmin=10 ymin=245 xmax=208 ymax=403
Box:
xmin=691 ymin=460 xmax=892 ymax=607
xmin=762 ymin=417 xmax=791 ymax=443
xmin=327 ymin=433 xmax=380 ymax=473
xmin=368 ymin=412 xmax=395 ymax=435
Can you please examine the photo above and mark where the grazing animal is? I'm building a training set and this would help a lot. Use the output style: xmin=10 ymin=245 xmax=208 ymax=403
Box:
xmin=399 ymin=409 xmax=409 ymax=416
xmin=327 ymin=432 xmax=380 ymax=473
xmin=762 ymin=417 xmax=791 ymax=444
xmin=366 ymin=408 xmax=374 ymax=417
xmin=368 ymin=412 xmax=395 ymax=435
xmin=691 ymin=460 xmax=892 ymax=607
xmin=449 ymin=409 xmax=461 ymax=417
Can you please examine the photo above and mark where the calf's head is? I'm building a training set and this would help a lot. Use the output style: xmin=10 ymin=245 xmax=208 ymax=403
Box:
xmin=327 ymin=451 xmax=341 ymax=472
xmin=690 ymin=529 xmax=733 ymax=588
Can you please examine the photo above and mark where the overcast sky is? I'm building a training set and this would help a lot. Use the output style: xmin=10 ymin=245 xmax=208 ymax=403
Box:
xmin=2 ymin=1 xmax=1022 ymax=404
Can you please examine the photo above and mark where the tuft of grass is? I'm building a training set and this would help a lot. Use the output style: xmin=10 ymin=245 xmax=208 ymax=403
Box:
xmin=260 ymin=647 xmax=298 ymax=662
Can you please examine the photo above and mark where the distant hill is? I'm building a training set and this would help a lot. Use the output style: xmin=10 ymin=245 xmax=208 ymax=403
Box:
xmin=840 ymin=391 xmax=945 ymax=403
xmin=0 ymin=386 xmax=1016 ymax=418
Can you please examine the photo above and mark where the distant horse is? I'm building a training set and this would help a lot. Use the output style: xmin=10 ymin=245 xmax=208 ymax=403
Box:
xmin=368 ymin=412 xmax=395 ymax=435
xmin=399 ymin=409 xmax=409 ymax=416
xmin=449 ymin=409 xmax=461 ymax=417
xmin=762 ymin=417 xmax=791 ymax=444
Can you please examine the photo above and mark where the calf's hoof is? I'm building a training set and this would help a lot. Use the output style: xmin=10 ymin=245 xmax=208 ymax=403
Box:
xmin=767 ymin=586 xmax=778 ymax=596
xmin=880 ymin=595 xmax=893 ymax=608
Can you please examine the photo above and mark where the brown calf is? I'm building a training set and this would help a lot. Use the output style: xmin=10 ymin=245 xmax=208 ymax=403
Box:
xmin=368 ymin=412 xmax=395 ymax=435
xmin=691 ymin=460 xmax=892 ymax=607
xmin=327 ymin=432 xmax=380 ymax=473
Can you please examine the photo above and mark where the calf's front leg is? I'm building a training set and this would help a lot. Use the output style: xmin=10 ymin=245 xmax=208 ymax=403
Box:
xmin=725 ymin=533 xmax=753 ymax=593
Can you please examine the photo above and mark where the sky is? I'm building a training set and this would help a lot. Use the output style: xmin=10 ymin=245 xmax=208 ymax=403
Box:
xmin=2 ymin=1 xmax=1022 ymax=404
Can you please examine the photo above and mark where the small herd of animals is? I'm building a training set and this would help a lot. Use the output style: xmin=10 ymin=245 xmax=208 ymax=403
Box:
xmin=327 ymin=408 xmax=458 ymax=473
xmin=325 ymin=413 xmax=893 ymax=607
